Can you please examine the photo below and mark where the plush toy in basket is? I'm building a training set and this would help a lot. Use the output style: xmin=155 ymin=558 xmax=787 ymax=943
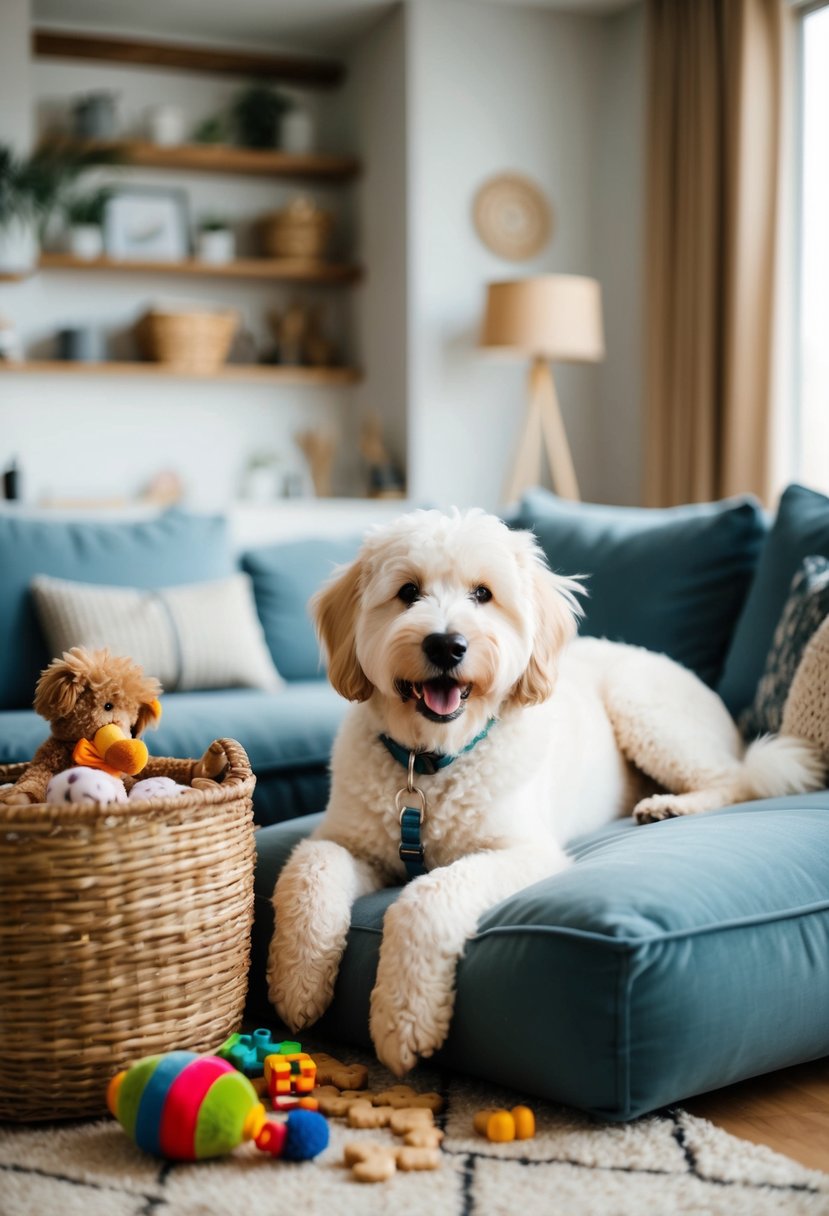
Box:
xmin=0 ymin=646 xmax=229 ymax=806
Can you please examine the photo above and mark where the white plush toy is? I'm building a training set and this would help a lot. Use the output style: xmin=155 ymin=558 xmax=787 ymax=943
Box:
xmin=46 ymin=767 xmax=128 ymax=806
xmin=128 ymin=776 xmax=190 ymax=801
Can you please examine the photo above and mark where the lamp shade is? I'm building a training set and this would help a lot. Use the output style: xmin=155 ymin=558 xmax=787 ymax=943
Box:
xmin=481 ymin=274 xmax=605 ymax=362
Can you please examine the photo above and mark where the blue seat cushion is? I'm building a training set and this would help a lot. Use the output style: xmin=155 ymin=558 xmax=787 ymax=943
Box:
xmin=513 ymin=489 xmax=766 ymax=686
xmin=0 ymin=509 xmax=233 ymax=710
xmin=0 ymin=682 xmax=348 ymax=824
xmin=719 ymin=484 xmax=829 ymax=717
xmin=242 ymin=537 xmax=361 ymax=681
xmin=249 ymin=792 xmax=829 ymax=1120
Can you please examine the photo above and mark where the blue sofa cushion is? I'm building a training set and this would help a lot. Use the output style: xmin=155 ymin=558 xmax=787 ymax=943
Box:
xmin=513 ymin=489 xmax=766 ymax=686
xmin=249 ymin=793 xmax=829 ymax=1121
xmin=242 ymin=537 xmax=361 ymax=681
xmin=0 ymin=510 xmax=233 ymax=710
xmin=719 ymin=484 xmax=829 ymax=716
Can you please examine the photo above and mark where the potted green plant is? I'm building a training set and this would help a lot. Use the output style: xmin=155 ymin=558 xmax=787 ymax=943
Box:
xmin=195 ymin=215 xmax=235 ymax=265
xmin=0 ymin=140 xmax=119 ymax=272
xmin=64 ymin=187 xmax=111 ymax=259
xmin=231 ymin=82 xmax=293 ymax=150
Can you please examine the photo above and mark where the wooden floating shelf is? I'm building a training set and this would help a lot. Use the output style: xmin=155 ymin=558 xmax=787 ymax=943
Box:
xmin=74 ymin=140 xmax=360 ymax=180
xmin=33 ymin=29 xmax=345 ymax=87
xmin=37 ymin=253 xmax=362 ymax=284
xmin=0 ymin=361 xmax=362 ymax=385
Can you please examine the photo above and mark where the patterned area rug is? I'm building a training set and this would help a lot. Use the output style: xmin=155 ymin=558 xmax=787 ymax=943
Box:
xmin=3 ymin=1047 xmax=828 ymax=1216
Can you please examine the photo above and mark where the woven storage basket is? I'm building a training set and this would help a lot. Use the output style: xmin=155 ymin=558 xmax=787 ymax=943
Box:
xmin=136 ymin=307 xmax=238 ymax=373
xmin=0 ymin=738 xmax=256 ymax=1122
xmin=259 ymin=198 xmax=333 ymax=259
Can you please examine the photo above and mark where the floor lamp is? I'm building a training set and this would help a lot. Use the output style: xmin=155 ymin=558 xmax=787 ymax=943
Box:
xmin=481 ymin=275 xmax=604 ymax=504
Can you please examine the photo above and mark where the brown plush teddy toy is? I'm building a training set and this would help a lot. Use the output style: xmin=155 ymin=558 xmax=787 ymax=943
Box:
xmin=0 ymin=646 xmax=229 ymax=806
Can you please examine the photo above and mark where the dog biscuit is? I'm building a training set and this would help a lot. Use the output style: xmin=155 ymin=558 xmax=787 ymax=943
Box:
xmin=347 ymin=1101 xmax=394 ymax=1128
xmin=310 ymin=1052 xmax=369 ymax=1091
xmin=373 ymin=1085 xmax=445 ymax=1112
xmin=403 ymin=1127 xmax=444 ymax=1148
xmin=389 ymin=1107 xmax=434 ymax=1135
xmin=396 ymin=1146 xmax=441 ymax=1171
xmin=312 ymin=1086 xmax=360 ymax=1117
xmin=343 ymin=1141 xmax=397 ymax=1183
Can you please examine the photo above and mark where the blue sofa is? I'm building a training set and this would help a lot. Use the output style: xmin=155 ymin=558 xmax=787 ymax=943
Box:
xmin=3 ymin=486 xmax=829 ymax=1119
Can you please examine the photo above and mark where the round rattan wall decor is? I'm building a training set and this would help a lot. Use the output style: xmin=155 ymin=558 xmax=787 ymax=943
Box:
xmin=473 ymin=173 xmax=553 ymax=261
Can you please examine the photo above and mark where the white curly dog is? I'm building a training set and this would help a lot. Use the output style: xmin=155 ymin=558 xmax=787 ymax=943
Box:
xmin=268 ymin=509 xmax=824 ymax=1076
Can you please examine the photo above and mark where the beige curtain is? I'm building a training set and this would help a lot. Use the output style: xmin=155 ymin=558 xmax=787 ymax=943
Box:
xmin=644 ymin=0 xmax=784 ymax=506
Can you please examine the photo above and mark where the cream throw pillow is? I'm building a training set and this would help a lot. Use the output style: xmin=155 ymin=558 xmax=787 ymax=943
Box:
xmin=31 ymin=572 xmax=283 ymax=692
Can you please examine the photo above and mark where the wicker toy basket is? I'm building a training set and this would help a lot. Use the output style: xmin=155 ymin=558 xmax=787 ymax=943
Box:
xmin=136 ymin=306 xmax=238 ymax=373
xmin=259 ymin=197 xmax=333 ymax=259
xmin=0 ymin=738 xmax=256 ymax=1122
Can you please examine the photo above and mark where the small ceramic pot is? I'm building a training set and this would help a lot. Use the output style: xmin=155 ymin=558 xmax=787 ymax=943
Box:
xmin=146 ymin=104 xmax=187 ymax=147
xmin=73 ymin=92 xmax=119 ymax=139
xmin=68 ymin=224 xmax=104 ymax=260
xmin=281 ymin=108 xmax=315 ymax=154
xmin=0 ymin=218 xmax=38 ymax=274
xmin=195 ymin=228 xmax=236 ymax=264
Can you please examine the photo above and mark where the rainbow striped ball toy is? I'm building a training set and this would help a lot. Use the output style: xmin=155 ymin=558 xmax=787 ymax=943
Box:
xmin=107 ymin=1051 xmax=329 ymax=1162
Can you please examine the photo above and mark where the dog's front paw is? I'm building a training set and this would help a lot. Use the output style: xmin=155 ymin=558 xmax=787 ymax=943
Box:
xmin=266 ymin=935 xmax=335 ymax=1032
xmin=0 ymin=786 xmax=37 ymax=805
xmin=633 ymin=794 xmax=681 ymax=823
xmin=369 ymin=905 xmax=454 ymax=1076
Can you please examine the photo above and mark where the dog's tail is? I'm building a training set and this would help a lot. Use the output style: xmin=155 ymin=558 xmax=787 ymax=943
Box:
xmin=741 ymin=733 xmax=827 ymax=800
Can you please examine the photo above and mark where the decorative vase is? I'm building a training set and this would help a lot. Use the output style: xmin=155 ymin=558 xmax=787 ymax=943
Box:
xmin=146 ymin=104 xmax=187 ymax=147
xmin=73 ymin=92 xmax=119 ymax=139
xmin=0 ymin=217 xmax=38 ymax=274
xmin=281 ymin=109 xmax=315 ymax=154
xmin=68 ymin=224 xmax=104 ymax=260
xmin=195 ymin=229 xmax=236 ymax=265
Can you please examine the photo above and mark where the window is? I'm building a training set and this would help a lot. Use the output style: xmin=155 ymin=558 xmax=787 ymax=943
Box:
xmin=796 ymin=2 xmax=829 ymax=492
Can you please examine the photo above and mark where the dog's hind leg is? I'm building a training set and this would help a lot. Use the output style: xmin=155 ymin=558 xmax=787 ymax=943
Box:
xmin=268 ymin=838 xmax=383 ymax=1031
xmin=596 ymin=642 xmax=824 ymax=823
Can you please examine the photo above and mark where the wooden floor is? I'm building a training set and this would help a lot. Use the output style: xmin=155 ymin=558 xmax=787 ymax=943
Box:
xmin=687 ymin=1056 xmax=829 ymax=1174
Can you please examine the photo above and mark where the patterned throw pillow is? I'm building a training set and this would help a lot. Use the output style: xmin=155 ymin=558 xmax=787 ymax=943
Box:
xmin=740 ymin=555 xmax=829 ymax=738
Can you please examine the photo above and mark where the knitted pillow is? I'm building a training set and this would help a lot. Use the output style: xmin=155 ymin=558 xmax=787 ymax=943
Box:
xmin=739 ymin=555 xmax=829 ymax=738
xmin=782 ymin=613 xmax=829 ymax=757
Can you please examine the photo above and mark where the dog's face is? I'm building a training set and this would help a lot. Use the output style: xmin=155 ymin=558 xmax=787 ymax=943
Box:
xmin=313 ymin=510 xmax=581 ymax=753
xmin=34 ymin=647 xmax=162 ymax=743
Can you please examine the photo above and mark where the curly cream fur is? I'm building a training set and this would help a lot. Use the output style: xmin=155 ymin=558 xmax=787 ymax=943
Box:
xmin=268 ymin=509 xmax=827 ymax=1076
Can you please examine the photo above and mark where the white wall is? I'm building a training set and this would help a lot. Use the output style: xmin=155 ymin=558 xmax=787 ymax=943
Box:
xmin=0 ymin=0 xmax=33 ymax=152
xmin=405 ymin=0 xmax=604 ymax=511
xmin=0 ymin=30 xmax=360 ymax=508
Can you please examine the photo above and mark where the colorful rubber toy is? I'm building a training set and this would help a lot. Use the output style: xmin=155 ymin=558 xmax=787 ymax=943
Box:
xmin=107 ymin=1051 xmax=329 ymax=1161
xmin=217 ymin=1028 xmax=302 ymax=1077
xmin=264 ymin=1050 xmax=316 ymax=1100
xmin=74 ymin=720 xmax=157 ymax=777
xmin=473 ymin=1106 xmax=536 ymax=1142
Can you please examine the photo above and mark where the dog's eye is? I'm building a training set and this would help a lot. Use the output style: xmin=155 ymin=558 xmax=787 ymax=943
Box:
xmin=103 ymin=702 xmax=114 ymax=712
xmin=397 ymin=582 xmax=420 ymax=605
xmin=472 ymin=585 xmax=493 ymax=604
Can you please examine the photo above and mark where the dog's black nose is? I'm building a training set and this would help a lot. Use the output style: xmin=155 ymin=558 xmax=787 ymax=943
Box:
xmin=422 ymin=632 xmax=468 ymax=670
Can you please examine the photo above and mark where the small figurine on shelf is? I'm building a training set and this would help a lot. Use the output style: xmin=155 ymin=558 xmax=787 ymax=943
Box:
xmin=304 ymin=303 xmax=337 ymax=367
xmin=268 ymin=302 xmax=309 ymax=366
xmin=296 ymin=428 xmax=335 ymax=498
xmin=360 ymin=414 xmax=406 ymax=499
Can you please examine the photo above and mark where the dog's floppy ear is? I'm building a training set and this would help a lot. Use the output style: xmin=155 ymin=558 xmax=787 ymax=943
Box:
xmin=33 ymin=648 xmax=89 ymax=722
xmin=133 ymin=697 xmax=162 ymax=737
xmin=506 ymin=534 xmax=583 ymax=710
xmin=311 ymin=558 xmax=374 ymax=702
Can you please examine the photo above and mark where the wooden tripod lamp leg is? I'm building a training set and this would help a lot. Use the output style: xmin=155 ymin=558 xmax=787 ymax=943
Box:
xmin=503 ymin=362 xmax=544 ymax=504
xmin=536 ymin=358 xmax=581 ymax=501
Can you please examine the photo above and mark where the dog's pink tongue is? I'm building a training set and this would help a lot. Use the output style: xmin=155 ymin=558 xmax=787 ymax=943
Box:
xmin=423 ymin=682 xmax=462 ymax=716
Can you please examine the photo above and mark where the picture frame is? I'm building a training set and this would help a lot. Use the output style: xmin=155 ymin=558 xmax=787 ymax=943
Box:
xmin=104 ymin=187 xmax=190 ymax=261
